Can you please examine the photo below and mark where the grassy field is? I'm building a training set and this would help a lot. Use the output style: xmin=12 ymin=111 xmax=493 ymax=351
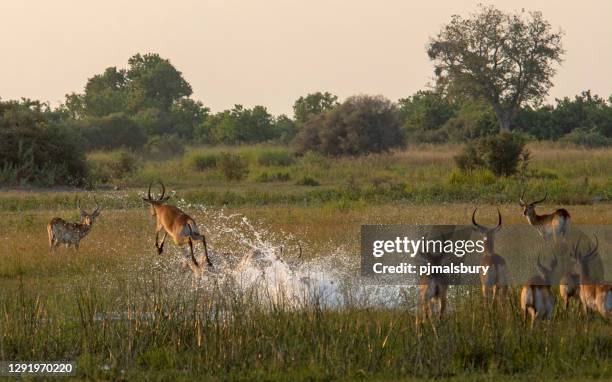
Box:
xmin=0 ymin=145 xmax=611 ymax=380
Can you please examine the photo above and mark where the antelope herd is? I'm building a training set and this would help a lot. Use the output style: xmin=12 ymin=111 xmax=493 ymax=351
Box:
xmin=45 ymin=186 xmax=611 ymax=324
xmin=417 ymin=191 xmax=610 ymax=325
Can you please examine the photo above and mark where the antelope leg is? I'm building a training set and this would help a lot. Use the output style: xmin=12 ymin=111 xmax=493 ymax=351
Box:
xmin=156 ymin=231 xmax=167 ymax=255
xmin=188 ymin=238 xmax=199 ymax=267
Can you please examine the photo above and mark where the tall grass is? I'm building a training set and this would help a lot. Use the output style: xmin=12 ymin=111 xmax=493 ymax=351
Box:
xmin=0 ymin=205 xmax=610 ymax=379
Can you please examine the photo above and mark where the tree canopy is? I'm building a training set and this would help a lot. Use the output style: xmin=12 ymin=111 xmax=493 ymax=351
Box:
xmin=427 ymin=5 xmax=564 ymax=131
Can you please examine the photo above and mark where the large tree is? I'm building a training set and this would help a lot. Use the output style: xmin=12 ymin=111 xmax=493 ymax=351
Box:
xmin=427 ymin=5 xmax=564 ymax=132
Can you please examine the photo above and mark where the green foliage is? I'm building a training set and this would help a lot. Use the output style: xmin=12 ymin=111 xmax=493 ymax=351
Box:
xmin=296 ymin=176 xmax=320 ymax=186
xmin=428 ymin=5 xmax=564 ymax=131
xmin=199 ymin=105 xmax=277 ymax=144
xmin=399 ymin=90 xmax=456 ymax=133
xmin=87 ymin=150 xmax=140 ymax=183
xmin=144 ymin=135 xmax=185 ymax=159
xmin=257 ymin=148 xmax=295 ymax=166
xmin=293 ymin=91 xmax=338 ymax=124
xmin=0 ymin=99 xmax=88 ymax=186
xmin=561 ymin=128 xmax=612 ymax=148
xmin=455 ymin=132 xmax=528 ymax=176
xmin=185 ymin=151 xmax=219 ymax=172
xmin=78 ymin=113 xmax=147 ymax=151
xmin=255 ymin=171 xmax=290 ymax=183
xmin=217 ymin=152 xmax=249 ymax=181
xmin=294 ymin=95 xmax=404 ymax=156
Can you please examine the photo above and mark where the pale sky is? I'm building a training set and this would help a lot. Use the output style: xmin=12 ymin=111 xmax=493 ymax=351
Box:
xmin=1 ymin=0 xmax=611 ymax=115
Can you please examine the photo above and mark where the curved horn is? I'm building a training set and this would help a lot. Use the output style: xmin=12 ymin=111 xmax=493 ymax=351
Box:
xmin=495 ymin=208 xmax=502 ymax=230
xmin=93 ymin=196 xmax=100 ymax=214
xmin=550 ymin=254 xmax=558 ymax=271
xmin=572 ymin=236 xmax=582 ymax=261
xmin=148 ymin=182 xmax=153 ymax=200
xmin=533 ymin=192 xmax=547 ymax=205
xmin=158 ymin=181 xmax=165 ymax=201
xmin=519 ymin=190 xmax=526 ymax=206
xmin=584 ymin=234 xmax=599 ymax=262
xmin=472 ymin=208 xmax=486 ymax=230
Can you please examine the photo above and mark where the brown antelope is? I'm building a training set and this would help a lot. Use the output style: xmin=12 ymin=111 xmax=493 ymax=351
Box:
xmin=559 ymin=252 xmax=581 ymax=311
xmin=142 ymin=181 xmax=213 ymax=271
xmin=472 ymin=208 xmax=509 ymax=305
xmin=520 ymin=255 xmax=557 ymax=328
xmin=519 ymin=191 xmax=571 ymax=241
xmin=416 ymin=237 xmax=448 ymax=324
xmin=47 ymin=198 xmax=101 ymax=251
xmin=571 ymin=235 xmax=612 ymax=317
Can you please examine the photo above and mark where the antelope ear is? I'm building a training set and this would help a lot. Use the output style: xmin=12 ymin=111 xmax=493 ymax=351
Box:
xmin=142 ymin=198 xmax=152 ymax=203
xmin=80 ymin=210 xmax=88 ymax=217
xmin=160 ymin=196 xmax=171 ymax=202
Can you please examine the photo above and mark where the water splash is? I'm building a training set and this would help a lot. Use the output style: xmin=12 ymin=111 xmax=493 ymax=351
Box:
xmin=143 ymin=202 xmax=415 ymax=309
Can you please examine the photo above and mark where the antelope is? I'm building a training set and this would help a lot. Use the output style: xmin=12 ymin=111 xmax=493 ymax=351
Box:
xmin=416 ymin=236 xmax=448 ymax=324
xmin=520 ymin=254 xmax=558 ymax=328
xmin=559 ymin=253 xmax=581 ymax=311
xmin=142 ymin=181 xmax=213 ymax=272
xmin=472 ymin=208 xmax=509 ymax=305
xmin=519 ymin=191 xmax=571 ymax=241
xmin=571 ymin=235 xmax=612 ymax=317
xmin=47 ymin=198 xmax=101 ymax=251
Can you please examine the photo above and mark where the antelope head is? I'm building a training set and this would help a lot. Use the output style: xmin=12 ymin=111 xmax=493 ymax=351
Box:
xmin=519 ymin=190 xmax=547 ymax=217
xmin=572 ymin=235 xmax=599 ymax=279
xmin=472 ymin=208 xmax=502 ymax=253
xmin=78 ymin=196 xmax=101 ymax=226
xmin=142 ymin=181 xmax=171 ymax=216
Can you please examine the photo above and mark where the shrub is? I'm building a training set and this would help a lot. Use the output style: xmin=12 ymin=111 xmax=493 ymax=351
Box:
xmin=79 ymin=113 xmax=147 ymax=151
xmin=561 ymin=128 xmax=612 ymax=148
xmin=455 ymin=132 xmax=528 ymax=177
xmin=296 ymin=176 xmax=320 ymax=186
xmin=257 ymin=149 xmax=295 ymax=166
xmin=217 ymin=152 xmax=248 ymax=181
xmin=88 ymin=150 xmax=140 ymax=183
xmin=0 ymin=99 xmax=88 ymax=186
xmin=255 ymin=171 xmax=291 ymax=183
xmin=185 ymin=152 xmax=219 ymax=172
xmin=294 ymin=95 xmax=404 ymax=156
xmin=144 ymin=135 xmax=185 ymax=159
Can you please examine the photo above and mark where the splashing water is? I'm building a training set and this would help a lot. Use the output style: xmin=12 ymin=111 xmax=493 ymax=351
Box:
xmin=140 ymin=202 xmax=413 ymax=309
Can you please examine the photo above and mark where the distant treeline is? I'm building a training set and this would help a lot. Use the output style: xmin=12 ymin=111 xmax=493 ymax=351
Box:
xmin=1 ymin=52 xmax=612 ymax=186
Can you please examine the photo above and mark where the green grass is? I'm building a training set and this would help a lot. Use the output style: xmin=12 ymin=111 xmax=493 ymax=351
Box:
xmin=0 ymin=205 xmax=611 ymax=380
xmin=1 ymin=143 xmax=611 ymax=380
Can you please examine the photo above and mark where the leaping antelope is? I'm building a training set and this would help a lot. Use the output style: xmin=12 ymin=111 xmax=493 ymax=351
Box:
xmin=142 ymin=181 xmax=213 ymax=271
xmin=519 ymin=191 xmax=571 ymax=241
xmin=47 ymin=197 xmax=101 ymax=251
xmin=520 ymin=254 xmax=558 ymax=328
xmin=571 ymin=235 xmax=612 ymax=317
xmin=416 ymin=236 xmax=448 ymax=324
xmin=472 ymin=208 xmax=509 ymax=305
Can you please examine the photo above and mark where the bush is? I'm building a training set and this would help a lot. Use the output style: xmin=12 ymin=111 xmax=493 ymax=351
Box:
xmin=560 ymin=128 xmax=612 ymax=148
xmin=88 ymin=150 xmax=140 ymax=183
xmin=296 ymin=176 xmax=320 ymax=186
xmin=257 ymin=149 xmax=295 ymax=166
xmin=0 ymin=99 xmax=88 ymax=186
xmin=217 ymin=152 xmax=248 ymax=181
xmin=294 ymin=95 xmax=404 ymax=156
xmin=79 ymin=113 xmax=147 ymax=151
xmin=455 ymin=132 xmax=528 ymax=177
xmin=255 ymin=171 xmax=291 ymax=183
xmin=144 ymin=135 xmax=185 ymax=159
xmin=185 ymin=151 xmax=219 ymax=172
